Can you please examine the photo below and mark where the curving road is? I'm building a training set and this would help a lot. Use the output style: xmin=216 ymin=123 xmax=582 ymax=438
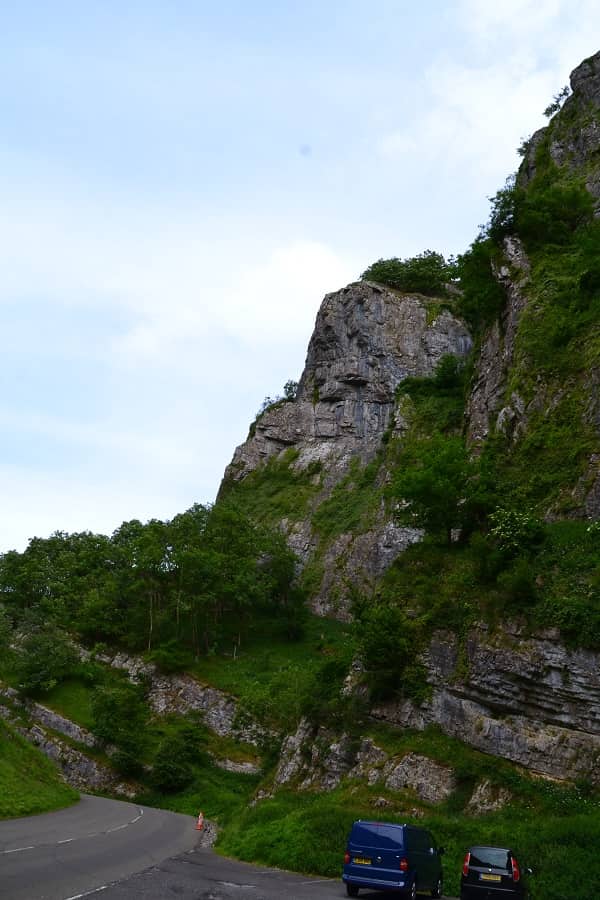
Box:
xmin=0 ymin=796 xmax=454 ymax=899
xmin=0 ymin=794 xmax=199 ymax=900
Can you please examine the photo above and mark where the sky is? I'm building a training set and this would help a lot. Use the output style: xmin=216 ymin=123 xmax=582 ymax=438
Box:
xmin=0 ymin=0 xmax=598 ymax=551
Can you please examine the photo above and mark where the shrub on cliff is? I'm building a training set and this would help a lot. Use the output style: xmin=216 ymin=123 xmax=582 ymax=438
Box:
xmin=361 ymin=250 xmax=455 ymax=296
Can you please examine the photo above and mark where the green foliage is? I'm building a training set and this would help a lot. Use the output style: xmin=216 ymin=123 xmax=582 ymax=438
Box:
xmin=0 ymin=718 xmax=78 ymax=818
xmin=13 ymin=629 xmax=78 ymax=696
xmin=191 ymin=612 xmax=351 ymax=732
xmin=497 ymin=556 xmax=539 ymax=611
xmin=224 ymin=448 xmax=322 ymax=526
xmin=543 ymin=84 xmax=571 ymax=119
xmin=454 ymin=237 xmax=506 ymax=333
xmin=398 ymin=353 xmax=468 ymax=433
xmin=352 ymin=599 xmax=427 ymax=701
xmin=91 ymin=681 xmax=149 ymax=769
xmin=151 ymin=732 xmax=196 ymax=792
xmin=488 ymin=508 xmax=545 ymax=557
xmin=392 ymin=434 xmax=476 ymax=544
xmin=361 ymin=250 xmax=455 ymax=297
xmin=312 ymin=456 xmax=381 ymax=539
xmin=0 ymin=500 xmax=305 ymax=664
xmin=283 ymin=379 xmax=298 ymax=400
xmin=216 ymin=753 xmax=600 ymax=900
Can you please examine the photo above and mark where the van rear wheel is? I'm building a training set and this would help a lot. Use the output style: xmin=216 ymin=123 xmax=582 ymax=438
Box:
xmin=431 ymin=876 xmax=443 ymax=897
xmin=407 ymin=882 xmax=417 ymax=900
xmin=346 ymin=886 xmax=359 ymax=897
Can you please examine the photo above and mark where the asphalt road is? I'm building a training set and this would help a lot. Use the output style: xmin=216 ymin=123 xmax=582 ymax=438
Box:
xmin=0 ymin=796 xmax=454 ymax=899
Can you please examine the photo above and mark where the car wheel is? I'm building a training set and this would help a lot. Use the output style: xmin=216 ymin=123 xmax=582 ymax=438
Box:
xmin=346 ymin=886 xmax=359 ymax=898
xmin=431 ymin=876 xmax=443 ymax=898
xmin=408 ymin=881 xmax=417 ymax=900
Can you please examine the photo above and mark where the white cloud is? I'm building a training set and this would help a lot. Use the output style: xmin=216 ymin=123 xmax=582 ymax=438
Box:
xmin=459 ymin=0 xmax=562 ymax=43
xmin=380 ymin=52 xmax=553 ymax=181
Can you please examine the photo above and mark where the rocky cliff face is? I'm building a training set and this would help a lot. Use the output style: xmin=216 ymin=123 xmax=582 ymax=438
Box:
xmin=371 ymin=624 xmax=600 ymax=783
xmin=217 ymin=48 xmax=600 ymax=787
xmin=520 ymin=50 xmax=600 ymax=207
xmin=225 ymin=282 xmax=471 ymax=481
xmin=223 ymin=281 xmax=471 ymax=616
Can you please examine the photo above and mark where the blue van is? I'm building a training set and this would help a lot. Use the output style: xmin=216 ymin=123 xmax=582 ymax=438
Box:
xmin=342 ymin=820 xmax=444 ymax=898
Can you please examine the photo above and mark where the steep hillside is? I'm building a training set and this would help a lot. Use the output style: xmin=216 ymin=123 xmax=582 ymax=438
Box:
xmin=221 ymin=281 xmax=471 ymax=616
xmin=4 ymin=46 xmax=600 ymax=900
xmin=220 ymin=49 xmax=600 ymax=786
xmin=0 ymin=717 xmax=78 ymax=817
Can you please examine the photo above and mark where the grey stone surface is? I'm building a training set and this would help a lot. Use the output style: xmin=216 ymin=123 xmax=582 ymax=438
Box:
xmin=466 ymin=779 xmax=512 ymax=816
xmin=221 ymin=281 xmax=471 ymax=616
xmin=466 ymin=236 xmax=530 ymax=446
xmin=84 ymin=649 xmax=271 ymax=746
xmin=372 ymin=624 xmax=600 ymax=782
xmin=225 ymin=283 xmax=471 ymax=485
xmin=383 ymin=752 xmax=456 ymax=804
xmin=520 ymin=50 xmax=600 ymax=209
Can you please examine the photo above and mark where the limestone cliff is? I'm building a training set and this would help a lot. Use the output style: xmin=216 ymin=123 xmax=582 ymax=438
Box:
xmin=219 ymin=49 xmax=600 ymax=786
xmin=222 ymin=281 xmax=471 ymax=616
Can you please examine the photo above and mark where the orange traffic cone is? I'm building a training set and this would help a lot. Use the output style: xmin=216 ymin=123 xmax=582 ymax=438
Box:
xmin=196 ymin=811 xmax=204 ymax=831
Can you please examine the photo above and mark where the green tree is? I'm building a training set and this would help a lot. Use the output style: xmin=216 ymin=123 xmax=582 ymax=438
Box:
xmin=14 ymin=629 xmax=78 ymax=696
xmin=91 ymin=681 xmax=148 ymax=772
xmin=361 ymin=250 xmax=454 ymax=297
xmin=392 ymin=434 xmax=476 ymax=544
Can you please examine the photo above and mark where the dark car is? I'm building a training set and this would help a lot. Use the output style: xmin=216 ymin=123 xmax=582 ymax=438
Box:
xmin=342 ymin=820 xmax=444 ymax=898
xmin=461 ymin=845 xmax=531 ymax=899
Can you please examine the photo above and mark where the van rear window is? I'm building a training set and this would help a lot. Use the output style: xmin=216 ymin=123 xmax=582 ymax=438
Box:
xmin=470 ymin=848 xmax=511 ymax=869
xmin=350 ymin=823 xmax=404 ymax=849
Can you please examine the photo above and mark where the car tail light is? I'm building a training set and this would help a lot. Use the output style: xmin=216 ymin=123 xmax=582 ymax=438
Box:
xmin=344 ymin=852 xmax=351 ymax=865
xmin=462 ymin=851 xmax=471 ymax=876
xmin=399 ymin=857 xmax=409 ymax=871
xmin=511 ymin=856 xmax=520 ymax=882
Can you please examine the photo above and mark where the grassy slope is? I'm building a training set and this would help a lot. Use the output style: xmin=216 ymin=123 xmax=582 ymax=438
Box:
xmin=4 ymin=617 xmax=600 ymax=898
xmin=0 ymin=718 xmax=78 ymax=818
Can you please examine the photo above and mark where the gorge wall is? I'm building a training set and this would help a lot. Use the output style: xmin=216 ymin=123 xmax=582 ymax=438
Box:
xmin=220 ymin=50 xmax=600 ymax=785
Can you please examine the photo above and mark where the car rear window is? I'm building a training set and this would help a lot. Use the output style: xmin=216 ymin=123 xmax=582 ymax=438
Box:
xmin=350 ymin=823 xmax=404 ymax=849
xmin=470 ymin=847 xmax=511 ymax=869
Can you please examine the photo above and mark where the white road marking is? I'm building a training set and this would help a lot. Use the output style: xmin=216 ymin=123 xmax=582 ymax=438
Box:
xmin=63 ymin=886 xmax=107 ymax=900
xmin=2 ymin=807 xmax=146 ymax=854
xmin=1 ymin=845 xmax=34 ymax=854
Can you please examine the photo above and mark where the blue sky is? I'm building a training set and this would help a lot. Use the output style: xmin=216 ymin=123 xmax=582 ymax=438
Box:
xmin=0 ymin=0 xmax=598 ymax=550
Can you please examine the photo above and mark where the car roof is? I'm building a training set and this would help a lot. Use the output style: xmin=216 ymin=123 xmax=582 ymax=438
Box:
xmin=469 ymin=845 xmax=513 ymax=852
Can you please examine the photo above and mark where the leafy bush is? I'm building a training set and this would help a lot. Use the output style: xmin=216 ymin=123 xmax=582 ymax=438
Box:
xmin=91 ymin=681 xmax=149 ymax=760
xmin=454 ymin=237 xmax=506 ymax=333
xmin=392 ymin=434 xmax=476 ymax=544
xmin=14 ymin=629 xmax=78 ymax=696
xmin=312 ymin=456 xmax=381 ymax=539
xmin=497 ymin=556 xmax=539 ymax=610
xmin=151 ymin=733 xmax=196 ymax=792
xmin=361 ymin=250 xmax=455 ymax=297
xmin=488 ymin=508 xmax=545 ymax=557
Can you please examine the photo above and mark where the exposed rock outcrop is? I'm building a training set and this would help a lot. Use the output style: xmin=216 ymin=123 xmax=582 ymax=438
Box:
xmin=273 ymin=719 xmax=457 ymax=803
xmin=83 ymin=649 xmax=271 ymax=746
xmin=520 ymin=50 xmax=600 ymax=210
xmin=372 ymin=625 xmax=600 ymax=783
xmin=466 ymin=236 xmax=530 ymax=445
xmin=225 ymin=282 xmax=471 ymax=484
xmin=222 ymin=281 xmax=471 ymax=616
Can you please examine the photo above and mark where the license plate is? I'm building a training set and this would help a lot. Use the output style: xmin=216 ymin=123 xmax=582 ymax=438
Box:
xmin=353 ymin=857 xmax=371 ymax=865
xmin=480 ymin=873 xmax=502 ymax=882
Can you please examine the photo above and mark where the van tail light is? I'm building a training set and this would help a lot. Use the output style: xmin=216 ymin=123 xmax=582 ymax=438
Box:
xmin=399 ymin=858 xmax=409 ymax=872
xmin=462 ymin=851 xmax=471 ymax=876
xmin=511 ymin=857 xmax=520 ymax=882
xmin=344 ymin=852 xmax=351 ymax=865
